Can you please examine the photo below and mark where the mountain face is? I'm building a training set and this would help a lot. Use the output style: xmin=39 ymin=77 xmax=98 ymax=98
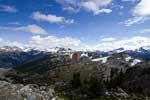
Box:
xmin=0 ymin=49 xmax=150 ymax=99
xmin=4 ymin=52 xmax=149 ymax=97
xmin=96 ymin=46 xmax=150 ymax=59
xmin=122 ymin=60 xmax=150 ymax=95
xmin=0 ymin=46 xmax=50 ymax=68
xmin=8 ymin=52 xmax=146 ymax=83
xmin=92 ymin=53 xmax=150 ymax=95
xmin=1 ymin=46 xmax=150 ymax=99
xmin=0 ymin=46 xmax=73 ymax=68
xmin=0 ymin=45 xmax=150 ymax=68
xmin=92 ymin=53 xmax=143 ymax=70
xmin=125 ymin=47 xmax=150 ymax=59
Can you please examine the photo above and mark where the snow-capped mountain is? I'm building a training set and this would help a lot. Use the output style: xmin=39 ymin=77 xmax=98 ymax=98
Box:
xmin=125 ymin=46 xmax=150 ymax=59
xmin=0 ymin=46 xmax=74 ymax=53
xmin=0 ymin=46 xmax=48 ymax=68
xmin=0 ymin=46 xmax=75 ymax=68
xmin=23 ymin=46 xmax=74 ymax=53
xmin=0 ymin=45 xmax=150 ymax=68
xmin=96 ymin=46 xmax=150 ymax=59
xmin=92 ymin=53 xmax=143 ymax=71
xmin=0 ymin=46 xmax=23 ymax=52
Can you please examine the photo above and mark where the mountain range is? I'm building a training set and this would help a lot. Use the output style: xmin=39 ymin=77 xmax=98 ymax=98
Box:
xmin=0 ymin=46 xmax=74 ymax=68
xmin=0 ymin=46 xmax=150 ymax=99
xmin=97 ymin=46 xmax=150 ymax=59
xmin=0 ymin=45 xmax=150 ymax=68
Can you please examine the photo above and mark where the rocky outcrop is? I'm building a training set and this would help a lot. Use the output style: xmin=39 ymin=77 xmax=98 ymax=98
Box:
xmin=0 ymin=81 xmax=63 ymax=100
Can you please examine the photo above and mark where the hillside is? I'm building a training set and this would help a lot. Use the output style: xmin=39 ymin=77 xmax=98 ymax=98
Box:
xmin=0 ymin=52 xmax=148 ymax=99
xmin=0 ymin=46 xmax=150 ymax=99
xmin=0 ymin=46 xmax=50 ymax=68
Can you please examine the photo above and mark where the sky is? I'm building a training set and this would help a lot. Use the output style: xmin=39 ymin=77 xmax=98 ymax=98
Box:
xmin=0 ymin=0 xmax=150 ymax=51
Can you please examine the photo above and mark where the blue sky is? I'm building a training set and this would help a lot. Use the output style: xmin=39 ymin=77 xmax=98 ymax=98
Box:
xmin=0 ymin=0 xmax=150 ymax=51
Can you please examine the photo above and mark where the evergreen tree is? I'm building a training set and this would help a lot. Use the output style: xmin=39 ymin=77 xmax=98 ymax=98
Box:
xmin=70 ymin=72 xmax=81 ymax=89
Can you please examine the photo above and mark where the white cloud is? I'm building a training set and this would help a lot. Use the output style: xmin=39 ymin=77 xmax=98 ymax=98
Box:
xmin=122 ymin=0 xmax=150 ymax=26
xmin=0 ymin=24 xmax=47 ymax=35
xmin=56 ymin=0 xmax=112 ymax=15
xmin=63 ymin=7 xmax=79 ymax=13
xmin=28 ymin=35 xmax=80 ymax=50
xmin=0 ymin=38 xmax=24 ymax=49
xmin=98 ymin=9 xmax=112 ymax=14
xmin=101 ymin=37 xmax=116 ymax=42
xmin=81 ymin=1 xmax=112 ymax=15
xmin=15 ymin=24 xmax=47 ymax=35
xmin=0 ymin=5 xmax=17 ymax=13
xmin=81 ymin=36 xmax=150 ymax=51
xmin=132 ymin=0 xmax=150 ymax=16
xmin=1 ymin=36 xmax=150 ymax=52
xmin=0 ymin=35 xmax=80 ymax=51
xmin=123 ymin=16 xmax=148 ymax=26
xmin=31 ymin=11 xmax=74 ymax=24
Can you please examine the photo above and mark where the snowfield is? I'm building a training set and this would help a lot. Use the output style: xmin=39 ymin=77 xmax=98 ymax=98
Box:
xmin=131 ymin=59 xmax=141 ymax=66
xmin=92 ymin=56 xmax=109 ymax=63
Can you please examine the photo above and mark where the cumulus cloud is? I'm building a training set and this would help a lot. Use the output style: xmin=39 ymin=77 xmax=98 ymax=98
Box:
xmin=0 ymin=35 xmax=81 ymax=51
xmin=81 ymin=1 xmax=112 ymax=15
xmin=132 ymin=0 xmax=150 ymax=16
xmin=28 ymin=35 xmax=80 ymax=50
xmin=56 ymin=0 xmax=112 ymax=15
xmin=1 ymin=36 xmax=150 ymax=52
xmin=0 ymin=24 xmax=47 ymax=35
xmin=15 ymin=24 xmax=47 ymax=35
xmin=122 ymin=0 xmax=150 ymax=26
xmin=31 ymin=11 xmax=74 ymax=24
xmin=0 ymin=5 xmax=17 ymax=13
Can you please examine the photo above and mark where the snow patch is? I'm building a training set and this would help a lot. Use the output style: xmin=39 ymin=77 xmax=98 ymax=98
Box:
xmin=125 ymin=56 xmax=132 ymax=62
xmin=81 ymin=53 xmax=88 ymax=57
xmin=92 ymin=56 xmax=109 ymax=63
xmin=131 ymin=59 xmax=141 ymax=66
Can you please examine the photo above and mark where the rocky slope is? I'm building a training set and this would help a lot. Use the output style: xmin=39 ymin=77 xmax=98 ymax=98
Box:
xmin=1 ymin=80 xmax=149 ymax=100
xmin=97 ymin=46 xmax=150 ymax=59
xmin=1 ymin=46 xmax=150 ymax=99
xmin=92 ymin=53 xmax=150 ymax=96
xmin=92 ymin=53 xmax=144 ymax=71
xmin=0 ymin=80 xmax=64 ymax=100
